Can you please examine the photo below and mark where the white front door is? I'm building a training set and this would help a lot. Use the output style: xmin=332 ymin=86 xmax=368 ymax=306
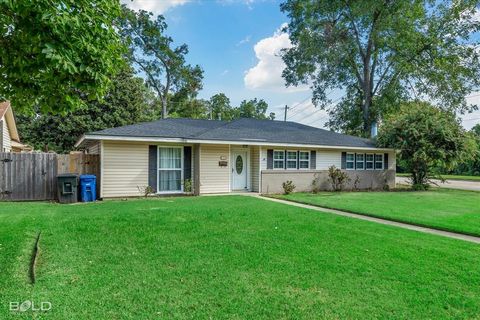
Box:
xmin=232 ymin=151 xmax=247 ymax=190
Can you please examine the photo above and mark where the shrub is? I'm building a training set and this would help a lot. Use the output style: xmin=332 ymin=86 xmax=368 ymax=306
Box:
xmin=311 ymin=173 xmax=322 ymax=193
xmin=353 ymin=175 xmax=361 ymax=191
xmin=328 ymin=165 xmax=350 ymax=191
xmin=282 ymin=180 xmax=296 ymax=194
xmin=184 ymin=179 xmax=192 ymax=193
xmin=137 ymin=185 xmax=155 ymax=197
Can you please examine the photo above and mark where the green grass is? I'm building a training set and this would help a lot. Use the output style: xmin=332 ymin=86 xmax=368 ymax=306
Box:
xmin=277 ymin=189 xmax=480 ymax=236
xmin=397 ymin=173 xmax=480 ymax=181
xmin=1 ymin=196 xmax=480 ymax=319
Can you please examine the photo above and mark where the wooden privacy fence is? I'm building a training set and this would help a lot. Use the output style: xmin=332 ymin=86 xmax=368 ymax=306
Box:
xmin=0 ymin=153 xmax=100 ymax=201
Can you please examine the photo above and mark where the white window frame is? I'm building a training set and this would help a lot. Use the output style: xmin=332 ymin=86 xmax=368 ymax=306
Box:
xmin=286 ymin=150 xmax=298 ymax=170
xmin=355 ymin=153 xmax=365 ymax=170
xmin=346 ymin=152 xmax=355 ymax=170
xmin=157 ymin=146 xmax=184 ymax=194
xmin=273 ymin=150 xmax=285 ymax=169
xmin=375 ymin=153 xmax=384 ymax=170
xmin=365 ymin=153 xmax=374 ymax=170
xmin=299 ymin=151 xmax=310 ymax=169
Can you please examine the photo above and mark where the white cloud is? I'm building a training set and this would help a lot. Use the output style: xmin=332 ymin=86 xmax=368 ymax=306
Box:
xmin=236 ymin=35 xmax=251 ymax=46
xmin=244 ymin=24 xmax=308 ymax=92
xmin=121 ymin=0 xmax=190 ymax=14
xmin=220 ymin=69 xmax=229 ymax=76
xmin=461 ymin=92 xmax=480 ymax=130
xmin=217 ymin=0 xmax=257 ymax=8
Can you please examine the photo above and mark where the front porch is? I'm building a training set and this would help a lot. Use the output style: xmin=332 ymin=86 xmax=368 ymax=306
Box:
xmin=193 ymin=144 xmax=260 ymax=195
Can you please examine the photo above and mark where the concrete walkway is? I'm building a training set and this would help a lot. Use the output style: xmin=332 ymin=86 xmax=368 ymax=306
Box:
xmin=258 ymin=195 xmax=480 ymax=244
xmin=396 ymin=177 xmax=480 ymax=191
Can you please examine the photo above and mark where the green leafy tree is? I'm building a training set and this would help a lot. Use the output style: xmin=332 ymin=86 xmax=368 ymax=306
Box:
xmin=120 ymin=7 xmax=203 ymax=119
xmin=451 ymin=123 xmax=480 ymax=175
xmin=17 ymin=68 xmax=157 ymax=153
xmin=208 ymin=93 xmax=236 ymax=120
xmin=236 ymin=98 xmax=275 ymax=120
xmin=281 ymin=0 xmax=480 ymax=136
xmin=0 ymin=0 xmax=124 ymax=113
xmin=377 ymin=101 xmax=476 ymax=189
xmin=169 ymin=99 xmax=209 ymax=119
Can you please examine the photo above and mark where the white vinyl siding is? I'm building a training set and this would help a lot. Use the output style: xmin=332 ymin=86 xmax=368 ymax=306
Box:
xmin=316 ymin=150 xmax=342 ymax=169
xmin=1 ymin=117 xmax=11 ymax=152
xmin=250 ymin=146 xmax=260 ymax=192
xmin=199 ymin=144 xmax=230 ymax=194
xmin=387 ymin=151 xmax=396 ymax=170
xmin=87 ymin=141 xmax=101 ymax=154
xmin=102 ymin=141 xmax=149 ymax=197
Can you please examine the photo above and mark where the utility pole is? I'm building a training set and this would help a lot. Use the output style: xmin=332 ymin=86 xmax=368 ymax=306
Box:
xmin=284 ymin=105 xmax=288 ymax=121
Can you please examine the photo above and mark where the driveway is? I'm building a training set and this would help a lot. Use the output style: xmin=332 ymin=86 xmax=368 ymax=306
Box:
xmin=396 ymin=177 xmax=480 ymax=191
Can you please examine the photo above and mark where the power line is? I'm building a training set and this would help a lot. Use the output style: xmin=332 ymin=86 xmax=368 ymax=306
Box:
xmin=286 ymin=103 xmax=312 ymax=120
xmin=304 ymin=114 xmax=329 ymax=127
xmin=284 ymin=96 xmax=313 ymax=120
xmin=294 ymin=107 xmax=326 ymax=123
xmin=292 ymin=94 xmax=346 ymax=125
xmin=463 ymin=117 xmax=480 ymax=122
xmin=288 ymin=95 xmax=312 ymax=111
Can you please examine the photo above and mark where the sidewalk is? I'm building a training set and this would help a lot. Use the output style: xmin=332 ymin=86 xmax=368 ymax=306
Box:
xmin=396 ymin=177 xmax=480 ymax=191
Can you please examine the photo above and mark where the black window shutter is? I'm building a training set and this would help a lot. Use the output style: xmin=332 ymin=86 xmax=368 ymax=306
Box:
xmin=184 ymin=146 xmax=192 ymax=180
xmin=384 ymin=153 xmax=389 ymax=170
xmin=310 ymin=150 xmax=316 ymax=169
xmin=284 ymin=150 xmax=287 ymax=170
xmin=354 ymin=153 xmax=357 ymax=170
xmin=148 ymin=145 xmax=158 ymax=192
xmin=341 ymin=152 xmax=347 ymax=169
xmin=364 ymin=153 xmax=366 ymax=170
xmin=267 ymin=149 xmax=273 ymax=169
xmin=297 ymin=151 xmax=300 ymax=169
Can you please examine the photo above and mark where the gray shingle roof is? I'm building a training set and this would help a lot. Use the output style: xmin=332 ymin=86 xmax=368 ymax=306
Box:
xmin=88 ymin=118 xmax=375 ymax=148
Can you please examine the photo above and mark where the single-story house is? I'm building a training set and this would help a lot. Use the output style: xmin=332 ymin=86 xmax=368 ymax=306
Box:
xmin=75 ymin=118 xmax=396 ymax=198
xmin=0 ymin=101 xmax=30 ymax=152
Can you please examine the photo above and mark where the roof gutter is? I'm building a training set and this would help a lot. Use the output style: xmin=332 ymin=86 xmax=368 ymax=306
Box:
xmin=75 ymin=134 xmax=395 ymax=152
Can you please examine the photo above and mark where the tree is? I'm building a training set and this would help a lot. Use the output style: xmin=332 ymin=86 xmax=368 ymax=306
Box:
xmin=16 ymin=68 xmax=157 ymax=153
xmin=208 ymin=93 xmax=235 ymax=120
xmin=169 ymin=99 xmax=209 ymax=119
xmin=120 ymin=7 xmax=203 ymax=119
xmin=281 ymin=0 xmax=480 ymax=136
xmin=236 ymin=98 xmax=275 ymax=120
xmin=0 ymin=0 xmax=124 ymax=113
xmin=450 ymin=124 xmax=480 ymax=175
xmin=377 ymin=101 xmax=476 ymax=189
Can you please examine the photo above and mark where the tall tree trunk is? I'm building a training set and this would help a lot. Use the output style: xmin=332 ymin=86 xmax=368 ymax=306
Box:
xmin=161 ymin=96 xmax=167 ymax=119
xmin=362 ymin=95 xmax=371 ymax=137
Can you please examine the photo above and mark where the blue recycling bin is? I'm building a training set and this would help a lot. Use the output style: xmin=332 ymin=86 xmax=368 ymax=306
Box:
xmin=79 ymin=175 xmax=96 ymax=202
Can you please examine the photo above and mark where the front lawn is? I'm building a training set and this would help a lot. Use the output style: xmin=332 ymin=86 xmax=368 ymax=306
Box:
xmin=397 ymin=173 xmax=480 ymax=181
xmin=1 ymin=196 xmax=480 ymax=319
xmin=277 ymin=189 xmax=480 ymax=236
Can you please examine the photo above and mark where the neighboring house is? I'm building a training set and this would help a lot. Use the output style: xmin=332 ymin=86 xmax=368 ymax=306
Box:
xmin=75 ymin=118 xmax=396 ymax=198
xmin=0 ymin=101 xmax=27 ymax=152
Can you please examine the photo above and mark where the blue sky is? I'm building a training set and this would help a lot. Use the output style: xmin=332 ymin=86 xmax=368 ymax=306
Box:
xmin=121 ymin=0 xmax=480 ymax=129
